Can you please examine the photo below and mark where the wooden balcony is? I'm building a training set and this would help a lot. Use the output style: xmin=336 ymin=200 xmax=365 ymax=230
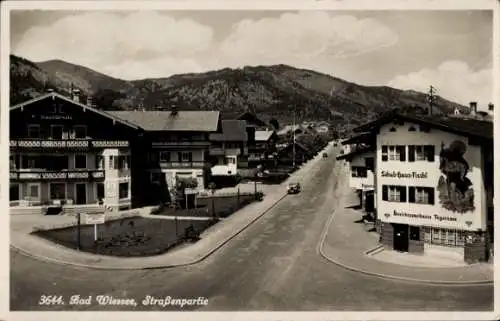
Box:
xmin=158 ymin=161 xmax=208 ymax=169
xmin=10 ymin=139 xmax=129 ymax=149
xmin=209 ymin=147 xmax=247 ymax=156
xmin=10 ymin=169 xmax=105 ymax=181
xmin=152 ymin=141 xmax=211 ymax=147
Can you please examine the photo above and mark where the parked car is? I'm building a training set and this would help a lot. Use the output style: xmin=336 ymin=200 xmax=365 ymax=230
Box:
xmin=287 ymin=182 xmax=301 ymax=194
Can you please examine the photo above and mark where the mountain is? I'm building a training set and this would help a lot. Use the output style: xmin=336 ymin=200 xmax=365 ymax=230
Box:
xmin=10 ymin=54 xmax=467 ymax=128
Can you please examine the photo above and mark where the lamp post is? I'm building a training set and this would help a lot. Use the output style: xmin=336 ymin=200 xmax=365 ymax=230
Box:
xmin=208 ymin=182 xmax=217 ymax=220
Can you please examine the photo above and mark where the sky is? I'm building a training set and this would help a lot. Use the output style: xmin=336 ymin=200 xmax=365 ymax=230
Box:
xmin=10 ymin=10 xmax=493 ymax=108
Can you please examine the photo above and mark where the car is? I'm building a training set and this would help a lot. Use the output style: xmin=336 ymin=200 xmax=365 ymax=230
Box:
xmin=322 ymin=152 xmax=328 ymax=158
xmin=287 ymin=182 xmax=301 ymax=194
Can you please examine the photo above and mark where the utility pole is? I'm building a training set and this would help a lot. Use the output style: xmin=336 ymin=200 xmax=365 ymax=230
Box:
xmin=427 ymin=85 xmax=437 ymax=116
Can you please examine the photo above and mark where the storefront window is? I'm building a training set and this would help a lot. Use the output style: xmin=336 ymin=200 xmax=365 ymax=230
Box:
xmin=50 ymin=183 xmax=66 ymax=200
xmin=424 ymin=227 xmax=466 ymax=247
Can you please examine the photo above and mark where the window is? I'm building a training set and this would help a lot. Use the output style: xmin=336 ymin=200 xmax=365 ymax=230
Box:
xmin=10 ymin=184 xmax=19 ymax=201
xmin=365 ymin=157 xmax=374 ymax=171
xmin=45 ymin=155 xmax=69 ymax=171
xmin=159 ymin=151 xmax=171 ymax=162
xmin=408 ymin=126 xmax=416 ymax=132
xmin=28 ymin=183 xmax=40 ymax=199
xmin=119 ymin=182 xmax=129 ymax=199
xmin=408 ymin=186 xmax=435 ymax=205
xmin=351 ymin=166 xmax=368 ymax=178
xmin=118 ymin=155 xmax=129 ymax=169
xmin=150 ymin=152 xmax=159 ymax=163
xmin=180 ymin=152 xmax=192 ymax=162
xmin=27 ymin=125 xmax=40 ymax=138
xmin=108 ymin=156 xmax=118 ymax=169
xmin=10 ymin=155 xmax=17 ymax=170
xmin=382 ymin=185 xmax=406 ymax=202
xmin=381 ymin=145 xmax=405 ymax=161
xmin=50 ymin=125 xmax=64 ymax=139
xmin=74 ymin=155 xmax=87 ymax=169
xmin=410 ymin=226 xmax=420 ymax=241
xmin=151 ymin=172 xmax=162 ymax=184
xmin=424 ymin=227 xmax=466 ymax=247
xmin=97 ymin=183 xmax=105 ymax=200
xmin=49 ymin=183 xmax=66 ymax=200
xmin=408 ymin=145 xmax=435 ymax=162
xmin=22 ymin=156 xmax=41 ymax=169
xmin=74 ymin=126 xmax=87 ymax=139
xmin=95 ymin=155 xmax=104 ymax=169
xmin=227 ymin=157 xmax=236 ymax=165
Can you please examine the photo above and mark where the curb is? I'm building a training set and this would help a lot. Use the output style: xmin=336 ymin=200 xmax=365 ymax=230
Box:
xmin=317 ymin=175 xmax=493 ymax=287
xmin=11 ymin=142 xmax=334 ymax=270
xmin=11 ymin=192 xmax=288 ymax=270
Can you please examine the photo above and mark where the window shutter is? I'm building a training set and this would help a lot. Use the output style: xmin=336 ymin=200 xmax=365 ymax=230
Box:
xmin=400 ymin=186 xmax=407 ymax=202
xmin=426 ymin=145 xmax=435 ymax=162
xmin=408 ymin=145 xmax=415 ymax=162
xmin=399 ymin=146 xmax=406 ymax=161
xmin=428 ymin=188 xmax=435 ymax=205
xmin=382 ymin=185 xmax=388 ymax=201
xmin=408 ymin=187 xmax=415 ymax=203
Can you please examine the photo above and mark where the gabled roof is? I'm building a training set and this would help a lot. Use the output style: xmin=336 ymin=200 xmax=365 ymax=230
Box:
xmin=255 ymin=130 xmax=276 ymax=142
xmin=10 ymin=92 xmax=140 ymax=129
xmin=336 ymin=145 xmax=376 ymax=161
xmin=209 ymin=120 xmax=248 ymax=141
xmin=341 ymin=132 xmax=376 ymax=145
xmin=220 ymin=111 xmax=267 ymax=127
xmin=354 ymin=110 xmax=493 ymax=140
xmin=108 ymin=110 xmax=220 ymax=132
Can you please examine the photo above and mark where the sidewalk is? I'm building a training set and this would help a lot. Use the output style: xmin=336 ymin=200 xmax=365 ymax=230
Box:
xmin=319 ymin=165 xmax=493 ymax=285
xmin=11 ymin=142 xmax=336 ymax=270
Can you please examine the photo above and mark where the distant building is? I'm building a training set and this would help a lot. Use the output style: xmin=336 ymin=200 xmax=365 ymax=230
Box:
xmin=249 ymin=129 xmax=278 ymax=168
xmin=209 ymin=120 xmax=248 ymax=176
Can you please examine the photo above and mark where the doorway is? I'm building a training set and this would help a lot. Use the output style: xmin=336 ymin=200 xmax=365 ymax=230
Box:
xmin=365 ymin=191 xmax=375 ymax=212
xmin=393 ymin=223 xmax=409 ymax=252
xmin=75 ymin=183 xmax=87 ymax=205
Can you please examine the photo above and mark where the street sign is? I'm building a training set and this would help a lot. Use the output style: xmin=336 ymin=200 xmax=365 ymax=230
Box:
xmin=83 ymin=213 xmax=105 ymax=225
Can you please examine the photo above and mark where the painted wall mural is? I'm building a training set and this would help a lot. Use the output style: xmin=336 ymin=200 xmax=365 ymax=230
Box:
xmin=437 ymin=140 xmax=475 ymax=213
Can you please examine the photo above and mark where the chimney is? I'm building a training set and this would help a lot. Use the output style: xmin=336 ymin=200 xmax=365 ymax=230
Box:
xmin=72 ymin=89 xmax=81 ymax=103
xmin=469 ymin=101 xmax=477 ymax=116
xmin=488 ymin=103 xmax=494 ymax=112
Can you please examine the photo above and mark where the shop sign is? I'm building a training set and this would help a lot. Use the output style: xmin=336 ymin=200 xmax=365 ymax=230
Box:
xmin=362 ymin=184 xmax=374 ymax=191
xmin=384 ymin=210 xmax=458 ymax=223
xmin=381 ymin=171 xmax=428 ymax=179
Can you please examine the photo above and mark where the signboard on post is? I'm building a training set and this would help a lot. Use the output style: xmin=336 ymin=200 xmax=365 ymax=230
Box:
xmin=83 ymin=214 xmax=106 ymax=225
xmin=83 ymin=213 xmax=106 ymax=241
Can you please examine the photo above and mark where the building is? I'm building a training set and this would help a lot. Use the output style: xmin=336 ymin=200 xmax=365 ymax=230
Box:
xmin=10 ymin=91 xmax=142 ymax=214
xmin=249 ymin=129 xmax=278 ymax=168
xmin=208 ymin=120 xmax=248 ymax=177
xmin=350 ymin=109 xmax=493 ymax=263
xmin=336 ymin=132 xmax=376 ymax=213
xmin=108 ymin=108 xmax=219 ymax=203
xmin=277 ymin=142 xmax=311 ymax=167
xmin=9 ymin=91 xmax=231 ymax=213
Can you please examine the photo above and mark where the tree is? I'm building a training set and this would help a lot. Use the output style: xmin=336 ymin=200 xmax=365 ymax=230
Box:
xmin=269 ymin=118 xmax=280 ymax=130
xmin=92 ymin=88 xmax=127 ymax=111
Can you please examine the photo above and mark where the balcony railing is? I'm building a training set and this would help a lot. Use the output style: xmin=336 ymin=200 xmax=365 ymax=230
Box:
xmin=10 ymin=139 xmax=129 ymax=149
xmin=10 ymin=169 xmax=105 ymax=181
xmin=158 ymin=161 xmax=207 ymax=169
xmin=209 ymin=147 xmax=246 ymax=156
xmin=152 ymin=141 xmax=210 ymax=147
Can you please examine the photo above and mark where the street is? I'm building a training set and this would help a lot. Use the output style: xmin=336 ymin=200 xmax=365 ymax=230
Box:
xmin=10 ymin=153 xmax=493 ymax=311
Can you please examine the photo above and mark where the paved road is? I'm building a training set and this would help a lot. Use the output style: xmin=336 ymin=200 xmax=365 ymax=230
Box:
xmin=10 ymin=153 xmax=493 ymax=311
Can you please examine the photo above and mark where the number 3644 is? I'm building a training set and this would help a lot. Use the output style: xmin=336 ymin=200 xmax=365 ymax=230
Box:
xmin=38 ymin=295 xmax=64 ymax=305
